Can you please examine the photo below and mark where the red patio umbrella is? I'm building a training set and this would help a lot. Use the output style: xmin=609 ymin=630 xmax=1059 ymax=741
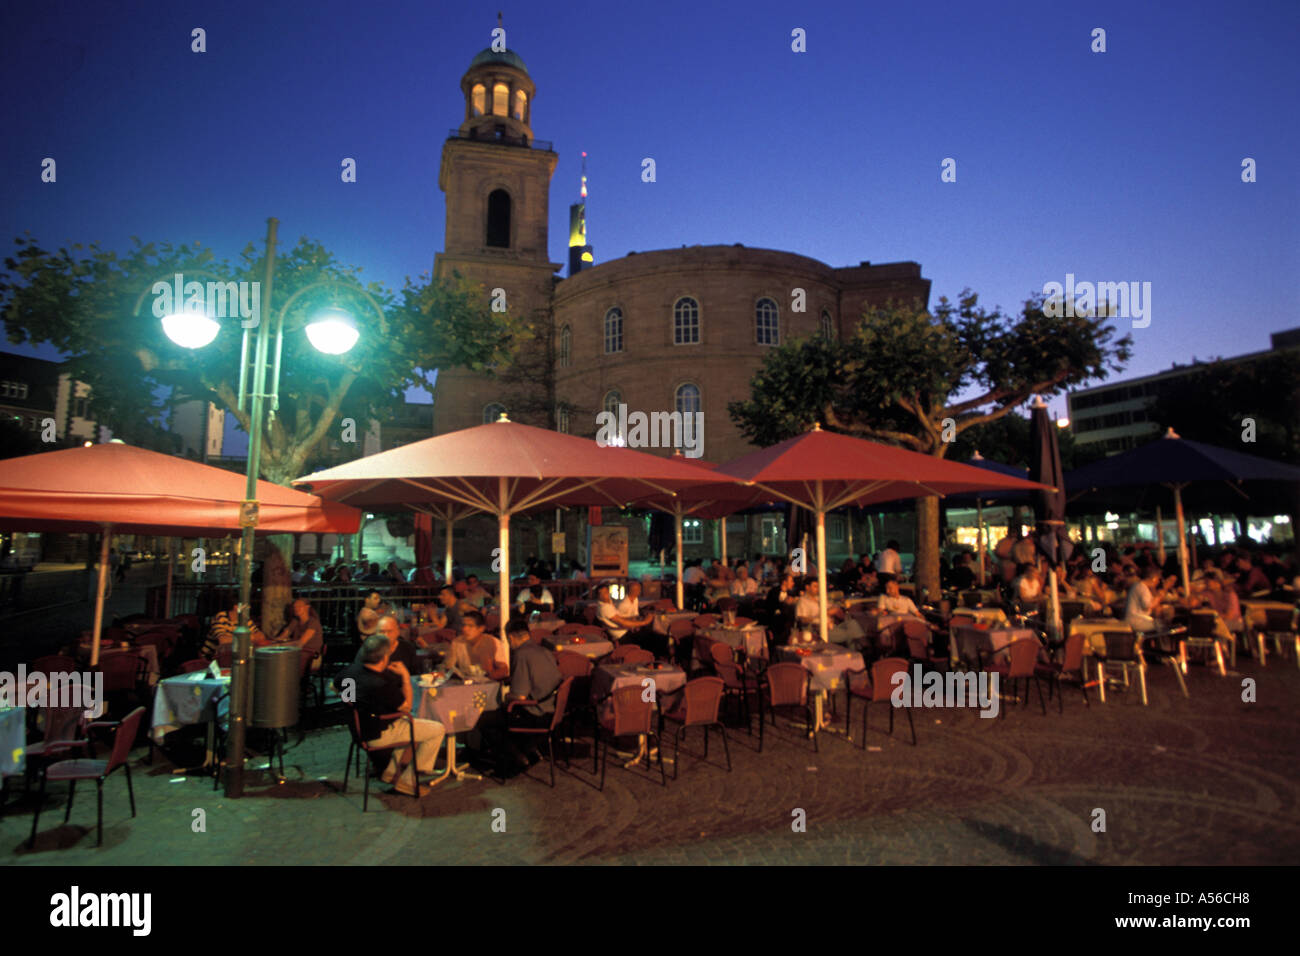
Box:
xmin=708 ymin=424 xmax=1052 ymax=642
xmin=293 ymin=417 xmax=742 ymax=654
xmin=0 ymin=442 xmax=362 ymax=663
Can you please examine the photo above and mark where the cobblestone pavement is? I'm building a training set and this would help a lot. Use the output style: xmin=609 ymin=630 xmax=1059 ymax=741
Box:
xmin=3 ymin=659 xmax=1298 ymax=866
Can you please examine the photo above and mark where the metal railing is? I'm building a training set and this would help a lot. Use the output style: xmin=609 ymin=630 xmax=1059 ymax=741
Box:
xmin=446 ymin=128 xmax=553 ymax=151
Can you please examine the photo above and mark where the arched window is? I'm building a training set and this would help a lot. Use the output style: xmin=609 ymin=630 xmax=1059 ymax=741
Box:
xmin=821 ymin=309 xmax=835 ymax=340
xmin=471 ymin=84 xmax=486 ymax=116
xmin=486 ymin=189 xmax=511 ymax=247
xmin=604 ymin=308 xmax=623 ymax=353
xmin=483 ymin=402 xmax=506 ymax=424
xmin=673 ymin=297 xmax=699 ymax=345
xmin=492 ymin=83 xmax=509 ymax=116
xmin=558 ymin=325 xmax=571 ymax=367
xmin=556 ymin=407 xmax=570 ymax=433
xmin=513 ymin=89 xmax=527 ymax=120
xmin=755 ymin=297 xmax=779 ymax=346
xmin=675 ymin=383 xmax=701 ymax=416
xmin=603 ymin=389 xmax=623 ymax=415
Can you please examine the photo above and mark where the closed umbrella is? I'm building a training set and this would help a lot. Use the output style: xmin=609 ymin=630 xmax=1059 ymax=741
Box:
xmin=1030 ymin=397 xmax=1067 ymax=638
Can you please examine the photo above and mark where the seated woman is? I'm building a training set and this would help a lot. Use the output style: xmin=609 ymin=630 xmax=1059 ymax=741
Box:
xmin=202 ymin=601 xmax=264 ymax=659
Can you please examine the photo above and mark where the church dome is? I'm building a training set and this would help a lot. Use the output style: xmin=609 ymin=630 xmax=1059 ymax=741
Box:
xmin=470 ymin=48 xmax=529 ymax=73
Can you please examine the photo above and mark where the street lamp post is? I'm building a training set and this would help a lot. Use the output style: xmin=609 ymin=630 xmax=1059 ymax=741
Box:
xmin=157 ymin=216 xmax=375 ymax=796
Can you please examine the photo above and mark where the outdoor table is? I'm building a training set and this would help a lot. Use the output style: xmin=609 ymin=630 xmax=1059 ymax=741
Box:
xmin=546 ymin=634 xmax=614 ymax=659
xmin=951 ymin=606 xmax=1008 ymax=628
xmin=653 ymin=610 xmax=695 ymax=636
xmin=151 ymin=670 xmax=230 ymax=770
xmin=412 ymin=676 xmax=501 ymax=785
xmin=527 ymin=617 xmax=563 ymax=633
xmin=1 ymin=707 xmax=24 ymax=779
xmin=950 ymin=624 xmax=1035 ymax=667
xmin=591 ymin=662 xmax=686 ymax=766
xmin=705 ymin=623 xmax=767 ymax=660
xmin=777 ymin=642 xmax=864 ymax=730
xmin=78 ymin=642 xmax=161 ymax=687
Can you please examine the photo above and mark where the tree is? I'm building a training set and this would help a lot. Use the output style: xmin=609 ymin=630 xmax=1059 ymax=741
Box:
xmin=1 ymin=232 xmax=518 ymax=627
xmin=729 ymin=291 xmax=1132 ymax=594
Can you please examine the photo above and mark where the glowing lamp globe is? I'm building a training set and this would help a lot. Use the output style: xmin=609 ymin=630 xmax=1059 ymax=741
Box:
xmin=305 ymin=309 xmax=360 ymax=355
xmin=161 ymin=312 xmax=221 ymax=349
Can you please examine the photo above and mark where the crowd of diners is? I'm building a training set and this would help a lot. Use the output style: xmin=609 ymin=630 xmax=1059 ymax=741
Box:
xmin=191 ymin=533 xmax=1297 ymax=796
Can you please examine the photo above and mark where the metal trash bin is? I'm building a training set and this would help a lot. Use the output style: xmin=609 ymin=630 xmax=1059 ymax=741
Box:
xmin=252 ymin=646 xmax=301 ymax=729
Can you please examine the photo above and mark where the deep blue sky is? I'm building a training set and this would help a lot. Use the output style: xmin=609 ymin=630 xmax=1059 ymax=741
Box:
xmin=2 ymin=0 xmax=1297 ymax=445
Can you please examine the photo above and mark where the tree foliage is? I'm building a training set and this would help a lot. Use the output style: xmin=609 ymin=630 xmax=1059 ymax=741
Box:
xmin=1 ymin=233 xmax=519 ymax=483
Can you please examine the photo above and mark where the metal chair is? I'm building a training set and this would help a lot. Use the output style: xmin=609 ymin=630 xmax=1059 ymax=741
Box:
xmin=506 ymin=677 xmax=575 ymax=788
xmin=341 ymin=706 xmax=423 ymax=812
xmin=28 ymin=706 xmax=144 ymax=848
xmin=986 ymin=637 xmax=1047 ymax=716
xmin=594 ymin=685 xmax=665 ymax=790
xmin=844 ymin=657 xmax=916 ymax=747
xmin=1035 ymin=631 xmax=1090 ymax=713
xmin=1256 ymin=607 xmax=1299 ymax=667
xmin=760 ymin=662 xmax=816 ymax=752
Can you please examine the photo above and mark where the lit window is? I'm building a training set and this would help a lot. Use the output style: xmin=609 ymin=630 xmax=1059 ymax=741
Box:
xmin=492 ymin=83 xmax=509 ymax=116
xmin=513 ymin=89 xmax=526 ymax=120
xmin=483 ymin=403 xmax=506 ymax=423
xmin=821 ymin=309 xmax=835 ymax=340
xmin=673 ymin=297 xmax=699 ymax=345
xmin=558 ymin=325 xmax=571 ymax=367
xmin=675 ymin=383 xmax=700 ymax=416
xmin=603 ymin=389 xmax=622 ymax=415
xmin=604 ymin=308 xmax=623 ymax=353
xmin=471 ymin=84 xmax=486 ymax=116
xmin=683 ymin=519 xmax=703 ymax=545
xmin=755 ymin=298 xmax=779 ymax=346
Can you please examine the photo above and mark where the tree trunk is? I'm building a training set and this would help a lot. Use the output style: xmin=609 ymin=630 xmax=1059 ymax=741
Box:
xmin=259 ymin=534 xmax=294 ymax=636
xmin=914 ymin=496 xmax=941 ymax=598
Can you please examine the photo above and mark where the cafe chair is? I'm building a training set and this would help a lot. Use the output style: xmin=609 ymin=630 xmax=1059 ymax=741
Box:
xmin=341 ymin=706 xmax=422 ymax=812
xmin=1034 ymin=631 xmax=1089 ymax=713
xmin=505 ymin=676 xmax=575 ymax=788
xmin=32 ymin=654 xmax=78 ymax=675
xmin=668 ymin=619 xmax=696 ymax=671
xmin=713 ymin=659 xmax=760 ymax=735
xmin=555 ymin=652 xmax=595 ymax=738
xmin=95 ymin=654 xmax=147 ymax=714
xmin=693 ymin=614 xmax=718 ymax=629
xmin=709 ymin=642 xmax=737 ymax=668
xmin=986 ymin=637 xmax=1047 ymax=716
xmin=1181 ymin=612 xmax=1227 ymax=676
xmin=28 ymin=706 xmax=144 ymax=849
xmin=1256 ymin=608 xmax=1299 ymax=667
xmin=658 ymin=676 xmax=730 ymax=780
xmin=844 ymin=657 xmax=915 ymax=748
xmin=594 ymin=685 xmax=665 ymax=790
xmin=608 ymin=645 xmax=653 ymax=665
xmin=557 ymin=622 xmax=586 ymax=636
xmin=760 ymin=662 xmax=816 ymax=753
xmin=180 ymin=659 xmax=210 ymax=674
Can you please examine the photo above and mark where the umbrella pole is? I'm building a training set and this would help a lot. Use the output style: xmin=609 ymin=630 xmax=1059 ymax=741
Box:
xmin=720 ymin=518 xmax=728 ymax=568
xmin=1174 ymin=485 xmax=1191 ymax=597
xmin=90 ymin=526 xmax=111 ymax=667
xmin=497 ymin=477 xmax=511 ymax=663
xmin=1155 ymin=506 xmax=1166 ymax=565
xmin=977 ymin=501 xmax=986 ymax=587
xmin=1048 ymin=569 xmax=1061 ymax=641
xmin=444 ymin=515 xmax=455 ymax=583
xmin=675 ymin=510 xmax=685 ymax=610
xmin=164 ymin=536 xmax=174 ymax=618
xmin=816 ymin=482 xmax=829 ymax=644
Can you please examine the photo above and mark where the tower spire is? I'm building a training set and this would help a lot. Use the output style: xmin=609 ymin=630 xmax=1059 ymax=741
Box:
xmin=580 ymin=150 xmax=588 ymax=200
xmin=568 ymin=150 xmax=594 ymax=276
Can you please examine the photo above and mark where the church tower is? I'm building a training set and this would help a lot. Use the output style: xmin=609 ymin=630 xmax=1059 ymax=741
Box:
xmin=433 ymin=25 xmax=561 ymax=433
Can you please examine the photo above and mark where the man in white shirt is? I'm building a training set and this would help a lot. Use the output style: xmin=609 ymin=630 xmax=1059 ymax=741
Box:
xmin=515 ymin=573 xmax=555 ymax=614
xmin=596 ymin=584 xmax=649 ymax=640
xmin=729 ymin=565 xmax=759 ymax=598
xmin=877 ymin=578 xmax=921 ymax=617
xmin=616 ymin=580 xmax=644 ymax=619
xmin=794 ymin=579 xmax=822 ymax=626
xmin=682 ymin=561 xmax=706 ymax=586
xmin=875 ymin=540 xmax=903 ymax=581
xmin=1125 ymin=568 xmax=1168 ymax=633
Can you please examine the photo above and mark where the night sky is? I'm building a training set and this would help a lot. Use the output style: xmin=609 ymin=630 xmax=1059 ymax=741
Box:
xmin=2 ymin=0 xmax=1296 ymax=447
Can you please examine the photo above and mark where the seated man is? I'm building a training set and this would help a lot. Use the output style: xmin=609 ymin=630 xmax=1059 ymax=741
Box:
xmin=428 ymin=585 xmax=468 ymax=635
xmin=366 ymin=614 xmax=421 ymax=674
xmin=462 ymin=575 xmax=491 ymax=608
xmin=877 ymin=578 xmax=921 ymax=617
xmin=447 ymin=611 xmax=509 ymax=681
xmin=596 ymin=583 xmax=656 ymax=646
xmin=515 ymin=574 xmax=555 ymax=615
xmin=202 ymin=601 xmax=264 ymax=659
xmin=729 ymin=565 xmax=760 ymax=599
xmin=1124 ymin=568 xmax=1170 ymax=634
xmin=764 ymin=573 xmax=799 ymax=644
xmin=336 ymin=634 xmax=443 ymax=796
xmin=357 ymin=590 xmax=389 ymax=636
xmin=478 ymin=617 xmax=563 ymax=777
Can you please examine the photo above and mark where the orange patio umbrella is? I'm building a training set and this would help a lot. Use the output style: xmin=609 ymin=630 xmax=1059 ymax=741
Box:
xmin=0 ymin=442 xmax=362 ymax=663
